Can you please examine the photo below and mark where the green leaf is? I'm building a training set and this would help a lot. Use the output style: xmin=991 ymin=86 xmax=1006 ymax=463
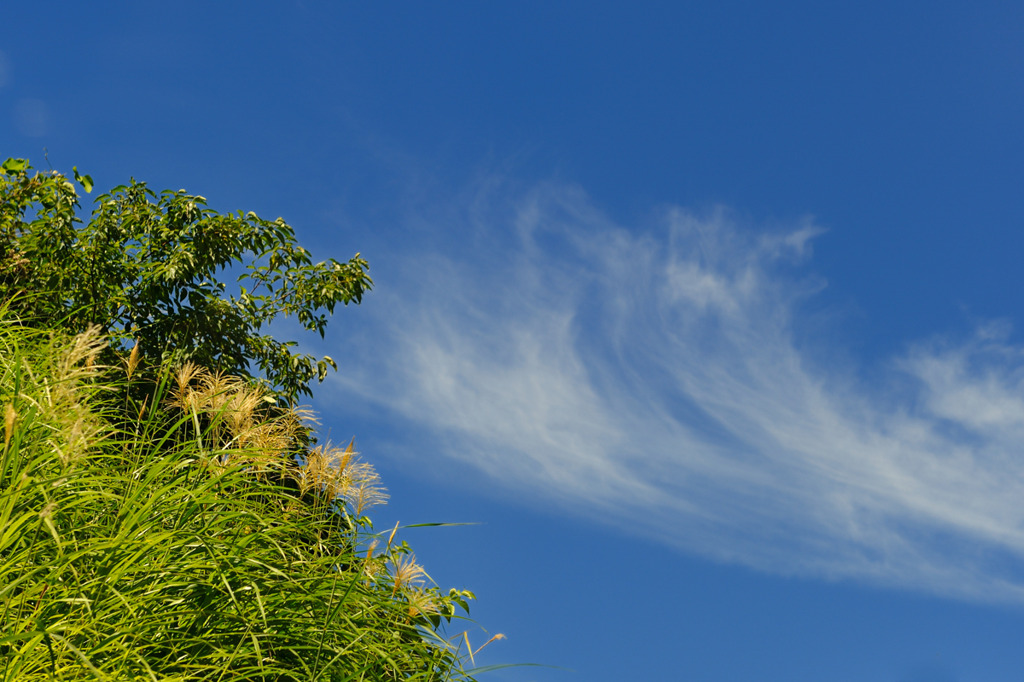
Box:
xmin=2 ymin=158 xmax=28 ymax=174
xmin=72 ymin=166 xmax=94 ymax=193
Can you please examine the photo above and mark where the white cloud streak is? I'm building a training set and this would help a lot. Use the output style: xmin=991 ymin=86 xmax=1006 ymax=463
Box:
xmin=333 ymin=180 xmax=1024 ymax=603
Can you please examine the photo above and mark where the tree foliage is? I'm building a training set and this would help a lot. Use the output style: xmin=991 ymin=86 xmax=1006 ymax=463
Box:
xmin=0 ymin=158 xmax=371 ymax=404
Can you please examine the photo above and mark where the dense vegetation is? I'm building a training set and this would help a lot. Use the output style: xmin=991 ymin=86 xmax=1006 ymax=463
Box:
xmin=0 ymin=160 xmax=497 ymax=680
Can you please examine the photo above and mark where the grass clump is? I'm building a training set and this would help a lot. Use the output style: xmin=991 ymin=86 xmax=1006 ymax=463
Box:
xmin=0 ymin=317 xmax=484 ymax=681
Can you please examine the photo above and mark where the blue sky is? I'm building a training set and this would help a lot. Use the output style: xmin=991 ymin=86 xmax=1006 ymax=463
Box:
xmin=5 ymin=2 xmax=1024 ymax=679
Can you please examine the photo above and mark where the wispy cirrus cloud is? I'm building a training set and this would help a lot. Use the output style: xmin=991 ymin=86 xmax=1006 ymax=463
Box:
xmin=331 ymin=179 xmax=1024 ymax=602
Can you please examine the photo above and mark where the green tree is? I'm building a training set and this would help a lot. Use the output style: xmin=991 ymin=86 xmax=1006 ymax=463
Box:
xmin=0 ymin=158 xmax=371 ymax=405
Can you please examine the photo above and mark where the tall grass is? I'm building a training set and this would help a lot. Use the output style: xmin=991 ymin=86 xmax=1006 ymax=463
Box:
xmin=0 ymin=316 xmax=481 ymax=680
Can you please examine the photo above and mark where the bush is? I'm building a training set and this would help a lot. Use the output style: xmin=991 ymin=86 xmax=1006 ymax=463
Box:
xmin=0 ymin=317 xmax=480 ymax=680
xmin=0 ymin=159 xmax=497 ymax=680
